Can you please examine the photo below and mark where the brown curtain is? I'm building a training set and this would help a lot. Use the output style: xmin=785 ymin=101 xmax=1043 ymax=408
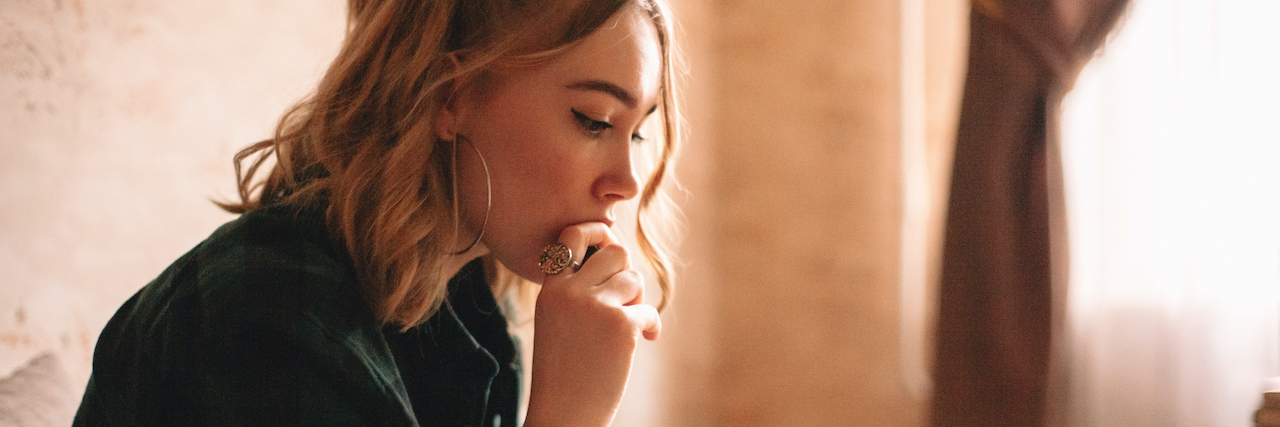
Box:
xmin=931 ymin=0 xmax=1129 ymax=426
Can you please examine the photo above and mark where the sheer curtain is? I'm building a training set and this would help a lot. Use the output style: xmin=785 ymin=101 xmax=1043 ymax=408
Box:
xmin=1060 ymin=0 xmax=1280 ymax=425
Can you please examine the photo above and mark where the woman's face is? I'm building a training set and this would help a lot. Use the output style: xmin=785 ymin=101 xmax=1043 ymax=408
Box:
xmin=446 ymin=6 xmax=662 ymax=282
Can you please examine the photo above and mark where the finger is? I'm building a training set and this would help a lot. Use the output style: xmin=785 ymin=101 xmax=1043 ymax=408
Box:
xmin=574 ymin=244 xmax=631 ymax=287
xmin=555 ymin=222 xmax=620 ymax=269
xmin=541 ymin=223 xmax=618 ymax=284
xmin=594 ymin=268 xmax=644 ymax=306
xmin=625 ymin=270 xmax=644 ymax=306
xmin=623 ymin=304 xmax=661 ymax=341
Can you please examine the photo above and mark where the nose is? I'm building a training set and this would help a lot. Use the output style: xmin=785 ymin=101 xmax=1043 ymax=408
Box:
xmin=594 ymin=145 xmax=641 ymax=203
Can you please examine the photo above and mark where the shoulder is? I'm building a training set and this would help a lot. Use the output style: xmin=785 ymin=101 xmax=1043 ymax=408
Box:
xmin=100 ymin=204 xmax=361 ymax=341
xmin=193 ymin=205 xmax=359 ymax=320
xmin=105 ymin=203 xmax=375 ymax=353
xmin=80 ymin=205 xmax=414 ymax=425
xmin=199 ymin=204 xmax=348 ymax=288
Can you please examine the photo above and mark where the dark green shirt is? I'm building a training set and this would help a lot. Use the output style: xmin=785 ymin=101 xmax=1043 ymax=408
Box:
xmin=73 ymin=205 xmax=521 ymax=426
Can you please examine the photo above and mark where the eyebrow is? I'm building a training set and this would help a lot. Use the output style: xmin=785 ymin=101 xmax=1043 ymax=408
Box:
xmin=566 ymin=80 xmax=657 ymax=115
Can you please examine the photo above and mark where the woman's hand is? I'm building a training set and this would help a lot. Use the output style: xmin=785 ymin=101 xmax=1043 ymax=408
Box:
xmin=523 ymin=222 xmax=661 ymax=427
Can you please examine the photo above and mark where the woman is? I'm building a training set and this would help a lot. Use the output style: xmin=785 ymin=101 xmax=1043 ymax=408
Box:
xmin=73 ymin=0 xmax=682 ymax=425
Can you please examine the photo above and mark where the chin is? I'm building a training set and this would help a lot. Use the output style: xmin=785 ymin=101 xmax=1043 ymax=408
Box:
xmin=490 ymin=249 xmax=544 ymax=284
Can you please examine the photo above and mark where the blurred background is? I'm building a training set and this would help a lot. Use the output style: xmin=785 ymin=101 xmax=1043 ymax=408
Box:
xmin=1 ymin=0 xmax=1276 ymax=425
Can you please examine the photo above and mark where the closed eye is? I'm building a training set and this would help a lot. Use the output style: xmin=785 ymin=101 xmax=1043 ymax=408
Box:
xmin=573 ymin=109 xmax=647 ymax=144
xmin=572 ymin=109 xmax=612 ymax=135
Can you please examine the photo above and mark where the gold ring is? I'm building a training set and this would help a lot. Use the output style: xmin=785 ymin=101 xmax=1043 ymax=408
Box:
xmin=539 ymin=243 xmax=574 ymax=275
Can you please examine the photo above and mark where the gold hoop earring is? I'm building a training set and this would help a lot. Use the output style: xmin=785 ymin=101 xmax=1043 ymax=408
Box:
xmin=451 ymin=133 xmax=491 ymax=255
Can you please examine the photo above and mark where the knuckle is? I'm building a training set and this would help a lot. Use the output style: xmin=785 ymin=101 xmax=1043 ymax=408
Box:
xmin=604 ymin=309 xmax=638 ymax=337
xmin=558 ymin=226 xmax=585 ymax=244
xmin=596 ymin=245 xmax=630 ymax=266
xmin=614 ymin=269 xmax=643 ymax=289
xmin=601 ymin=226 xmax=622 ymax=242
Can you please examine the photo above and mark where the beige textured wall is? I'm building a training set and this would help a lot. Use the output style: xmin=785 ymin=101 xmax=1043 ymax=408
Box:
xmin=721 ymin=2 xmax=911 ymax=424
xmin=0 ymin=0 xmax=346 ymax=392
xmin=665 ymin=0 xmax=966 ymax=425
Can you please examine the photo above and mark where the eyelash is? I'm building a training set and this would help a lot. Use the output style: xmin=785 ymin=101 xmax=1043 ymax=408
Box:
xmin=572 ymin=109 xmax=645 ymax=143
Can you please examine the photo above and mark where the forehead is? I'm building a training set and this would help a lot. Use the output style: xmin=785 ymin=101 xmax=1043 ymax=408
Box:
xmin=541 ymin=7 xmax=662 ymax=107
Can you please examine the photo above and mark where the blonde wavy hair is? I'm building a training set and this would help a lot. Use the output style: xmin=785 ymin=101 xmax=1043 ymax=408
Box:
xmin=218 ymin=0 xmax=682 ymax=328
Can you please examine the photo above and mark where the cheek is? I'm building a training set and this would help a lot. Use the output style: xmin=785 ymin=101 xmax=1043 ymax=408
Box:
xmin=473 ymin=128 xmax=582 ymax=253
xmin=487 ymin=114 xmax=589 ymax=206
xmin=490 ymin=139 xmax=587 ymax=220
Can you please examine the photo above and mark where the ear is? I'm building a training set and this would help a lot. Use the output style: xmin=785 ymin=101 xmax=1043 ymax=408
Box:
xmin=433 ymin=53 xmax=469 ymax=141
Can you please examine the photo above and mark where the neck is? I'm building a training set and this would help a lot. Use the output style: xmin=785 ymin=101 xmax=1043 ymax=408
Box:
xmin=442 ymin=243 xmax=490 ymax=283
